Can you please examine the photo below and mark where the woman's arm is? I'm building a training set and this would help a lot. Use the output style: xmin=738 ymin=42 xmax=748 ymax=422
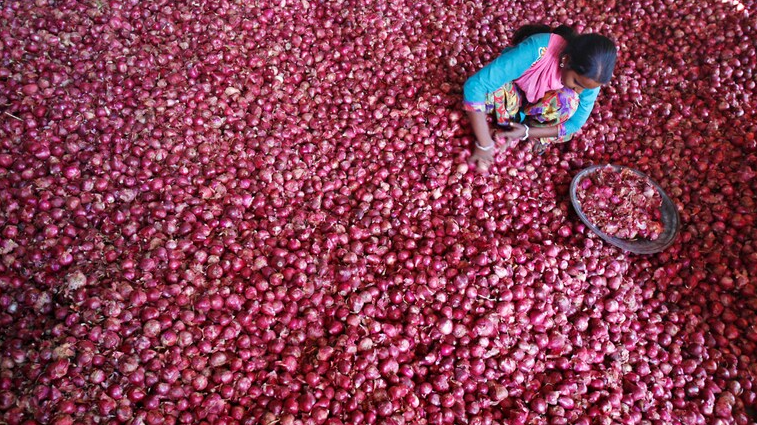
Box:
xmin=526 ymin=125 xmax=559 ymax=139
xmin=467 ymin=110 xmax=497 ymax=172
xmin=497 ymin=123 xmax=559 ymax=142
xmin=468 ymin=110 xmax=494 ymax=148
xmin=561 ymin=87 xmax=600 ymax=137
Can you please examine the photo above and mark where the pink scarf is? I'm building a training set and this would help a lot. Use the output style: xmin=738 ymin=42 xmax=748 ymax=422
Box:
xmin=514 ymin=34 xmax=567 ymax=103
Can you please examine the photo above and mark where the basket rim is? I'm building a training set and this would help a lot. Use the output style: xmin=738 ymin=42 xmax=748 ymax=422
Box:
xmin=569 ymin=164 xmax=680 ymax=255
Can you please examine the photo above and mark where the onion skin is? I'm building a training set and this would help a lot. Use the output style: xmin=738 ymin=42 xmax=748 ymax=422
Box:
xmin=1 ymin=0 xmax=756 ymax=424
xmin=575 ymin=166 xmax=664 ymax=240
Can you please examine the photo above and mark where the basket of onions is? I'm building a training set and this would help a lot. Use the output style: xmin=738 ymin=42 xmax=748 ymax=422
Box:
xmin=570 ymin=164 xmax=680 ymax=254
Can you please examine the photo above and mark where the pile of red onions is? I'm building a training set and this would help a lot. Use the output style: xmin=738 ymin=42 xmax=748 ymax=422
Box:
xmin=1 ymin=0 xmax=756 ymax=424
xmin=575 ymin=166 xmax=664 ymax=240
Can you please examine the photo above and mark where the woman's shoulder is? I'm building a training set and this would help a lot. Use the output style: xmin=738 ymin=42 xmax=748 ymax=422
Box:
xmin=516 ymin=33 xmax=551 ymax=64
xmin=521 ymin=33 xmax=552 ymax=48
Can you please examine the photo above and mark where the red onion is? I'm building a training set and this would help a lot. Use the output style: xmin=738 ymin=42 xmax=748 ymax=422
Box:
xmin=1 ymin=1 xmax=756 ymax=425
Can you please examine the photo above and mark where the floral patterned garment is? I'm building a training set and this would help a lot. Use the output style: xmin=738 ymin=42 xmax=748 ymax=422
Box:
xmin=484 ymin=82 xmax=580 ymax=145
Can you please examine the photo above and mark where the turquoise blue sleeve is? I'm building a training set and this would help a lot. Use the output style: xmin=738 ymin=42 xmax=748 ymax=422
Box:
xmin=563 ymin=87 xmax=599 ymax=136
xmin=463 ymin=33 xmax=550 ymax=110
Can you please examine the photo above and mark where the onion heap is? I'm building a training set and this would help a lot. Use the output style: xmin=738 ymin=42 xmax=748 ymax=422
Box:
xmin=1 ymin=0 xmax=756 ymax=424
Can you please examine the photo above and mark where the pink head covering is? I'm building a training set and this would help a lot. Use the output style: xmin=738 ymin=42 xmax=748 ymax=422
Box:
xmin=514 ymin=34 xmax=567 ymax=104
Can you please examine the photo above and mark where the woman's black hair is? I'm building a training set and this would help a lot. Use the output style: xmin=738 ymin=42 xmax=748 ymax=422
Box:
xmin=511 ymin=24 xmax=576 ymax=45
xmin=563 ymin=34 xmax=617 ymax=84
xmin=511 ymin=24 xmax=617 ymax=84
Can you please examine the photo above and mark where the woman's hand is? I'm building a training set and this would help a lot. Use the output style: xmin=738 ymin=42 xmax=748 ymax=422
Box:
xmin=495 ymin=123 xmax=529 ymax=146
xmin=491 ymin=129 xmax=518 ymax=149
xmin=470 ymin=138 xmax=495 ymax=173
xmin=466 ymin=111 xmax=499 ymax=173
xmin=470 ymin=146 xmax=495 ymax=173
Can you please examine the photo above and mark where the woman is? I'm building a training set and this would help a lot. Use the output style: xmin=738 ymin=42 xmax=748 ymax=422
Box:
xmin=464 ymin=24 xmax=617 ymax=171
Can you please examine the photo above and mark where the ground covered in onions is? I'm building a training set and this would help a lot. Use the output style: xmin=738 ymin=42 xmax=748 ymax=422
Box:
xmin=1 ymin=0 xmax=756 ymax=424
